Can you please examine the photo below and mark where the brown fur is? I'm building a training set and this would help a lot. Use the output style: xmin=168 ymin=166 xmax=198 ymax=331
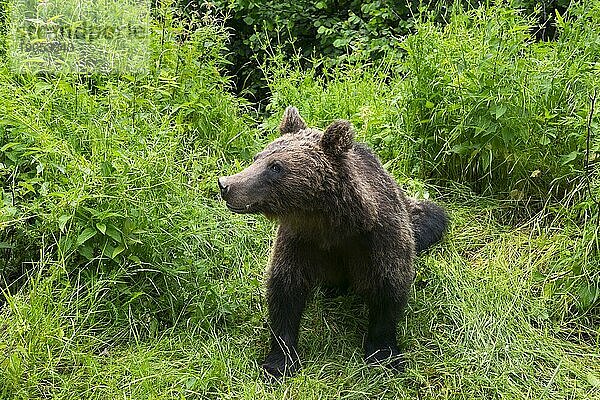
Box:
xmin=218 ymin=106 xmax=448 ymax=378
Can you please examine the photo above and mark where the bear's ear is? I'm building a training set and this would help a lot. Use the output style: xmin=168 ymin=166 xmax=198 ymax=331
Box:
xmin=279 ymin=106 xmax=307 ymax=135
xmin=321 ymin=120 xmax=355 ymax=156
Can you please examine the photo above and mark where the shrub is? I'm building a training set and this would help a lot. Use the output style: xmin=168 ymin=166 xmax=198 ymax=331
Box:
xmin=187 ymin=0 xmax=574 ymax=98
xmin=0 ymin=3 xmax=261 ymax=335
xmin=266 ymin=2 xmax=600 ymax=205
xmin=202 ymin=0 xmax=455 ymax=100
xmin=403 ymin=2 xmax=599 ymax=210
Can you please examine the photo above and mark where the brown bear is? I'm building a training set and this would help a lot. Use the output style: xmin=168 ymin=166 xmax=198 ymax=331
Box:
xmin=218 ymin=107 xmax=448 ymax=378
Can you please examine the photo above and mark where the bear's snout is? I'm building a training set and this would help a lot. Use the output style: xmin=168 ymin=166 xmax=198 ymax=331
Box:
xmin=217 ymin=176 xmax=230 ymax=200
xmin=218 ymin=174 xmax=258 ymax=214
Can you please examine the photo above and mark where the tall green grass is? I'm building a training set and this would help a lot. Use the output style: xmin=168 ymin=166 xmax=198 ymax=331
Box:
xmin=1 ymin=4 xmax=261 ymax=337
xmin=267 ymin=2 xmax=600 ymax=205
xmin=2 ymin=197 xmax=600 ymax=398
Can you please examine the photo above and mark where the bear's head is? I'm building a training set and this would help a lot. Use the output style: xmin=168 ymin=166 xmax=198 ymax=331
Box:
xmin=218 ymin=107 xmax=356 ymax=218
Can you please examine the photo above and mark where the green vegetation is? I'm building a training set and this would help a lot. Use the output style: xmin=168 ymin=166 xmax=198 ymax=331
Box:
xmin=207 ymin=0 xmax=570 ymax=97
xmin=1 ymin=0 xmax=599 ymax=398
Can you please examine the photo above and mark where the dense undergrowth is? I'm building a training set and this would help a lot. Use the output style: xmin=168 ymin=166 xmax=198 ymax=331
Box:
xmin=203 ymin=0 xmax=571 ymax=99
xmin=1 ymin=1 xmax=599 ymax=398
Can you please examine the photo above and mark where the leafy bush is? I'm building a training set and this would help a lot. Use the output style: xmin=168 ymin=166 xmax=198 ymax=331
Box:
xmin=1 ymin=4 xmax=262 ymax=336
xmin=266 ymin=2 xmax=600 ymax=205
xmin=189 ymin=0 xmax=574 ymax=98
xmin=202 ymin=0 xmax=453 ymax=100
xmin=401 ymin=3 xmax=600 ymax=203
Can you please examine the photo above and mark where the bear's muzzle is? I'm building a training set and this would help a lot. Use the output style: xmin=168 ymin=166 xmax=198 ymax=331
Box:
xmin=217 ymin=175 xmax=259 ymax=214
xmin=217 ymin=176 xmax=230 ymax=199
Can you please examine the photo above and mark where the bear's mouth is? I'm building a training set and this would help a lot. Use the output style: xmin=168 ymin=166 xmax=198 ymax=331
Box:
xmin=226 ymin=202 xmax=257 ymax=214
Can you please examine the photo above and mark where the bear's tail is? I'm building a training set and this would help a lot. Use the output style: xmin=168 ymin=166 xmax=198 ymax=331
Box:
xmin=407 ymin=198 xmax=449 ymax=254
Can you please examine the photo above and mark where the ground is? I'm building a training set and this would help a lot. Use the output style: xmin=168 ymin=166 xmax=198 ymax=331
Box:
xmin=3 ymin=193 xmax=599 ymax=399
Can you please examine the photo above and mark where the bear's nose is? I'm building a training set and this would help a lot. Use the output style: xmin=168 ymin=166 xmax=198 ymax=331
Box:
xmin=218 ymin=177 xmax=230 ymax=199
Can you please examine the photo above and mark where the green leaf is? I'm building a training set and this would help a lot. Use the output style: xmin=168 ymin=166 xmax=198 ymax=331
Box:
xmin=560 ymin=151 xmax=579 ymax=166
xmin=96 ymin=223 xmax=107 ymax=235
xmin=58 ymin=215 xmax=70 ymax=232
xmin=112 ymin=245 xmax=125 ymax=259
xmin=185 ymin=377 xmax=197 ymax=389
xmin=555 ymin=9 xmax=565 ymax=28
xmin=76 ymin=227 xmax=96 ymax=246
xmin=102 ymin=244 xmax=115 ymax=258
xmin=100 ymin=161 xmax=114 ymax=177
xmin=0 ymin=142 xmax=20 ymax=151
xmin=578 ymin=284 xmax=598 ymax=309
xmin=333 ymin=38 xmax=348 ymax=48
xmin=18 ymin=181 xmax=36 ymax=193
xmin=501 ymin=128 xmax=514 ymax=145
xmin=105 ymin=225 xmax=122 ymax=243
xmin=58 ymin=237 xmax=73 ymax=254
xmin=77 ymin=245 xmax=94 ymax=260
xmin=490 ymin=104 xmax=507 ymax=119
xmin=128 ymin=254 xmax=141 ymax=263
xmin=539 ymin=135 xmax=551 ymax=146
xmin=0 ymin=242 xmax=13 ymax=249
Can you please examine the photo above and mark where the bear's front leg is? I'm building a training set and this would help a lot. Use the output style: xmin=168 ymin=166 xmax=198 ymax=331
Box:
xmin=263 ymin=263 xmax=310 ymax=379
xmin=364 ymin=287 xmax=408 ymax=372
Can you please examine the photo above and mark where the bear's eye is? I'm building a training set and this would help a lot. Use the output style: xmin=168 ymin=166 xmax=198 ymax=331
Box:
xmin=269 ymin=162 xmax=283 ymax=174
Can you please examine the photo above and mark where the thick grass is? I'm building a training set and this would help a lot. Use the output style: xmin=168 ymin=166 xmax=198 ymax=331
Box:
xmin=1 ymin=1 xmax=600 ymax=399
xmin=2 ymin=196 xmax=600 ymax=398
xmin=265 ymin=2 xmax=600 ymax=204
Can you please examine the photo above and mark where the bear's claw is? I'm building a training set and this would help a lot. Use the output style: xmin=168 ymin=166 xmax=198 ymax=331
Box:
xmin=262 ymin=351 xmax=300 ymax=380
xmin=365 ymin=346 xmax=406 ymax=372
